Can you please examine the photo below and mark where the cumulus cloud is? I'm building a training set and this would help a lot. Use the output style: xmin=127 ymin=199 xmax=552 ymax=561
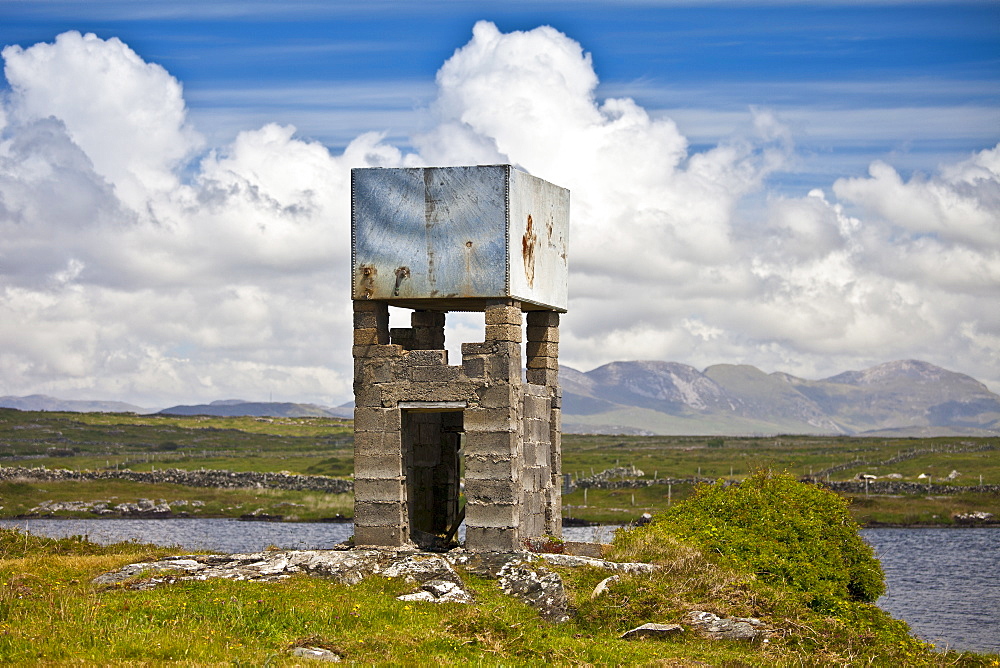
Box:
xmin=1 ymin=22 xmax=998 ymax=406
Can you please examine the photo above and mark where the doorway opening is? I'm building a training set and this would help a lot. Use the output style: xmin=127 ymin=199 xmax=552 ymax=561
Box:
xmin=401 ymin=408 xmax=464 ymax=548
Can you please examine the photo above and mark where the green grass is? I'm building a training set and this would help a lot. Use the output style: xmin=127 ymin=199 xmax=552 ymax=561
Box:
xmin=0 ymin=480 xmax=353 ymax=521
xmin=1 ymin=523 xmax=996 ymax=666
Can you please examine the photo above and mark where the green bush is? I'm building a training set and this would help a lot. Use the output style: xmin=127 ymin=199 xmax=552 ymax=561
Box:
xmin=614 ymin=470 xmax=885 ymax=610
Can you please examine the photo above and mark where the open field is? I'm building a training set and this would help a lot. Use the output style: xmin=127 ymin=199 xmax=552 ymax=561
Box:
xmin=1 ymin=409 xmax=997 ymax=525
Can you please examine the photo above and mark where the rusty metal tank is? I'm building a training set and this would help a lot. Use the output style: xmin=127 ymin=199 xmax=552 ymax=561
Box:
xmin=351 ymin=165 xmax=569 ymax=312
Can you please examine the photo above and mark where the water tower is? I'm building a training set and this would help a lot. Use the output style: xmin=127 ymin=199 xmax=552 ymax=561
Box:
xmin=350 ymin=165 xmax=568 ymax=551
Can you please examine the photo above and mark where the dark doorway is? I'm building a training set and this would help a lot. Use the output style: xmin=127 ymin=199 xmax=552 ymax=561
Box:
xmin=401 ymin=409 xmax=463 ymax=545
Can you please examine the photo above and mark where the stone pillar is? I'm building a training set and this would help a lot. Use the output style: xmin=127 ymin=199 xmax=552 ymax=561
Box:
xmin=352 ymin=300 xmax=408 ymax=546
xmin=463 ymin=300 xmax=525 ymax=551
xmin=411 ymin=310 xmax=446 ymax=351
xmin=526 ymin=310 xmax=562 ymax=537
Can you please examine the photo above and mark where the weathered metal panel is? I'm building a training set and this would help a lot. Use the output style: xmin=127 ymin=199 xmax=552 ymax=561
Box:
xmin=352 ymin=165 xmax=569 ymax=312
xmin=507 ymin=168 xmax=570 ymax=311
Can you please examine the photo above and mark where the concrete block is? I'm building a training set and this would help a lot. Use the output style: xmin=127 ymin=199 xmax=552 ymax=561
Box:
xmin=354 ymin=359 xmax=395 ymax=385
xmin=484 ymin=305 xmax=523 ymax=326
xmin=464 ymin=430 xmax=519 ymax=457
xmin=526 ymin=325 xmax=559 ymax=343
xmin=523 ymin=394 xmax=549 ymax=418
xmin=378 ymin=380 xmax=478 ymax=405
xmin=525 ymin=368 xmax=559 ymax=386
xmin=353 ymin=344 xmax=404 ymax=358
xmin=464 ymin=407 xmax=519 ymax=433
xmin=354 ymin=501 xmax=405 ymax=527
xmin=462 ymin=356 xmax=486 ymax=378
xmin=522 ymin=439 xmax=537 ymax=467
xmin=353 ymin=308 xmax=384 ymax=330
xmin=550 ymin=408 xmax=562 ymax=433
xmin=488 ymin=356 xmax=522 ymax=382
xmin=464 ymin=453 xmax=516 ymax=481
xmin=477 ymin=383 xmax=518 ymax=409
xmin=465 ymin=501 xmax=518 ymax=528
xmin=354 ymin=430 xmax=403 ymax=458
xmin=405 ymin=349 xmax=448 ymax=365
xmin=411 ymin=311 xmax=446 ymax=328
xmin=485 ymin=323 xmax=522 ymax=342
xmin=354 ymin=525 xmax=407 ymax=547
xmin=412 ymin=365 xmax=459 ymax=383
xmin=525 ymin=340 xmax=558 ymax=359
xmin=354 ymin=452 xmax=405 ymax=479
xmin=464 ymin=526 xmax=521 ymax=552
xmin=354 ymin=478 xmax=405 ymax=503
xmin=526 ymin=355 xmax=558 ymax=370
xmin=464 ymin=479 xmax=518 ymax=504
xmin=353 ymin=407 xmax=401 ymax=433
xmin=353 ymin=328 xmax=382 ymax=346
xmin=353 ymin=384 xmax=383 ymax=408
xmin=413 ymin=330 xmax=445 ymax=350
xmin=389 ymin=328 xmax=415 ymax=349
xmin=526 ymin=310 xmax=559 ymax=328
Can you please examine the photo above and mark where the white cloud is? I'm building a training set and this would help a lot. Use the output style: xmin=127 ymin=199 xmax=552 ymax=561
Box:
xmin=3 ymin=31 xmax=202 ymax=209
xmin=1 ymin=23 xmax=998 ymax=407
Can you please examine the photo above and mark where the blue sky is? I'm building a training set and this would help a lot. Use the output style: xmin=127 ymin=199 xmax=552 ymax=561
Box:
xmin=1 ymin=1 xmax=998 ymax=406
xmin=4 ymin=1 xmax=996 ymax=184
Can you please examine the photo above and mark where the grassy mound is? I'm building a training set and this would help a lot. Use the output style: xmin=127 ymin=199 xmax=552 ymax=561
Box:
xmin=613 ymin=469 xmax=885 ymax=610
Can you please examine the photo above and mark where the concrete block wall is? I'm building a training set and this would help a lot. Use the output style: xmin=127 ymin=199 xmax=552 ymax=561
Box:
xmin=352 ymin=298 xmax=562 ymax=551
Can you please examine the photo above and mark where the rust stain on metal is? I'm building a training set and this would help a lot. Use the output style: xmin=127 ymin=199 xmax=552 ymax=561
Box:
xmin=522 ymin=214 xmax=537 ymax=288
xmin=359 ymin=264 xmax=377 ymax=299
xmin=393 ymin=266 xmax=411 ymax=296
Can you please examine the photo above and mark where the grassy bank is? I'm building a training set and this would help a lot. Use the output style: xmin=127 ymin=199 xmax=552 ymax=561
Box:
xmin=2 ymin=474 xmax=998 ymax=666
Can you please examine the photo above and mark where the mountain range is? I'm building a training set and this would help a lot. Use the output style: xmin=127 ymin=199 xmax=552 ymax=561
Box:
xmin=561 ymin=359 xmax=1000 ymax=436
xmin=2 ymin=359 xmax=998 ymax=436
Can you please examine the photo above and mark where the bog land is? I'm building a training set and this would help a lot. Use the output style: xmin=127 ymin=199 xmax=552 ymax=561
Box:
xmin=1 ymin=408 xmax=997 ymax=527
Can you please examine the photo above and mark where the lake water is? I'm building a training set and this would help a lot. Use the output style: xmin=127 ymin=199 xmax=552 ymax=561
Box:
xmin=2 ymin=519 xmax=996 ymax=654
xmin=861 ymin=527 xmax=1000 ymax=654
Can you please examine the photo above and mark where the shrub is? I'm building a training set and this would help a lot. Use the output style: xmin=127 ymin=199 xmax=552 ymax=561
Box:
xmin=613 ymin=470 xmax=885 ymax=611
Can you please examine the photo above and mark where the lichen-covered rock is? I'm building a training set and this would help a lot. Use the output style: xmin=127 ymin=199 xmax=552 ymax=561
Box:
xmin=686 ymin=610 xmax=770 ymax=640
xmin=497 ymin=561 xmax=569 ymax=623
xmin=289 ymin=646 xmax=341 ymax=662
xmin=397 ymin=579 xmax=474 ymax=604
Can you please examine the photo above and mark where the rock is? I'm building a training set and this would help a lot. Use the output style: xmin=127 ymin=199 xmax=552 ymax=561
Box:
xmin=397 ymin=579 xmax=474 ymax=604
xmin=946 ymin=470 xmax=961 ymax=480
xmin=536 ymin=552 xmax=656 ymax=575
xmin=382 ymin=554 xmax=461 ymax=585
xmin=92 ymin=547 xmax=657 ymax=622
xmin=497 ymin=560 xmax=570 ymax=623
xmin=620 ymin=623 xmax=684 ymax=640
xmin=289 ymin=646 xmax=341 ymax=662
xmin=590 ymin=574 xmax=620 ymax=600
xmin=686 ymin=610 xmax=770 ymax=640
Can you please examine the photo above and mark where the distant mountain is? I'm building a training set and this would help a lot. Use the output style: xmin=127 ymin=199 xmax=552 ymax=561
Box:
xmin=0 ymin=394 xmax=153 ymax=414
xmin=562 ymin=360 xmax=1000 ymax=436
xmin=158 ymin=400 xmax=350 ymax=419
xmin=4 ymin=360 xmax=997 ymax=436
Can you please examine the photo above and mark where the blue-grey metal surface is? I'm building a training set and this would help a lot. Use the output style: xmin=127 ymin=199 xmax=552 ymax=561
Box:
xmin=351 ymin=165 xmax=569 ymax=312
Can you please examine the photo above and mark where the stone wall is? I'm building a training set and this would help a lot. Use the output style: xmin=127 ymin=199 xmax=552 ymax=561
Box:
xmin=0 ymin=465 xmax=352 ymax=493
xmin=353 ymin=299 xmax=562 ymax=551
